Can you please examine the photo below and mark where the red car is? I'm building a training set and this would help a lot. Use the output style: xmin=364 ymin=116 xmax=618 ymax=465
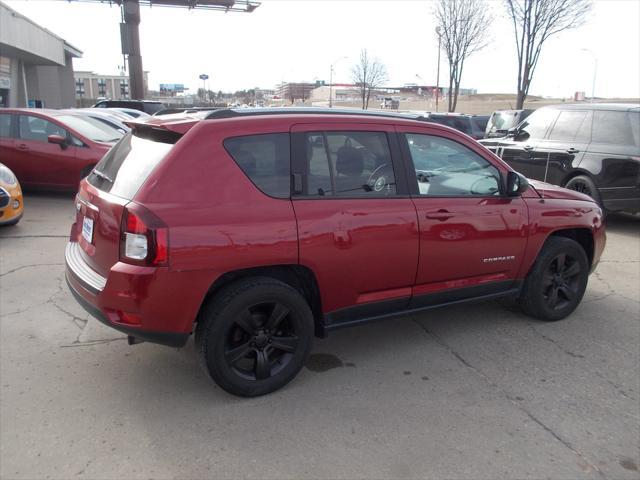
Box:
xmin=65 ymin=108 xmax=606 ymax=396
xmin=0 ymin=109 xmax=121 ymax=190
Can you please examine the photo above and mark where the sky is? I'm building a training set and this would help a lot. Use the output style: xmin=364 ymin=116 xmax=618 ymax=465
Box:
xmin=5 ymin=0 xmax=640 ymax=99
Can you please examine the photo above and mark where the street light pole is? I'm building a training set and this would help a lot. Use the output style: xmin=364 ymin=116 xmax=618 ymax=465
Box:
xmin=581 ymin=48 xmax=597 ymax=103
xmin=435 ymin=26 xmax=442 ymax=113
xmin=329 ymin=56 xmax=347 ymax=108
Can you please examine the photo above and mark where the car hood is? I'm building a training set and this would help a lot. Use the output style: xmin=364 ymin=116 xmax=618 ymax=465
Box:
xmin=528 ymin=179 xmax=595 ymax=203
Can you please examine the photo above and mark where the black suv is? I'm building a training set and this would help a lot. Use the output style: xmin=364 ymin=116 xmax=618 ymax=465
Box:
xmin=427 ymin=113 xmax=489 ymax=140
xmin=480 ymin=103 xmax=640 ymax=213
xmin=93 ymin=100 xmax=165 ymax=115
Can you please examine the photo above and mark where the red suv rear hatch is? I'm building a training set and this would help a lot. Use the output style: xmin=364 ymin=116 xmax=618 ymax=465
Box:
xmin=73 ymin=124 xmax=188 ymax=277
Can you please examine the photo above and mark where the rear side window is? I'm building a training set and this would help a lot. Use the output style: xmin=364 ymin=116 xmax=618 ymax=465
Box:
xmin=592 ymin=111 xmax=639 ymax=147
xmin=0 ymin=114 xmax=10 ymax=138
xmin=299 ymin=131 xmax=396 ymax=197
xmin=548 ymin=111 xmax=590 ymax=142
xmin=223 ymin=133 xmax=291 ymax=199
xmin=88 ymin=132 xmax=174 ymax=199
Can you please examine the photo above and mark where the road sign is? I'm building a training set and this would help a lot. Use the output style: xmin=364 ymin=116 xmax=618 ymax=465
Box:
xmin=199 ymin=74 xmax=209 ymax=81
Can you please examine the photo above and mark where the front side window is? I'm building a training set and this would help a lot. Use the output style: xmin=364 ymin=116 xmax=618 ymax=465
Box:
xmin=405 ymin=134 xmax=501 ymax=196
xmin=224 ymin=133 xmax=291 ymax=199
xmin=517 ymin=108 xmax=557 ymax=141
xmin=300 ymin=131 xmax=396 ymax=197
xmin=548 ymin=111 xmax=590 ymax=142
xmin=18 ymin=115 xmax=66 ymax=142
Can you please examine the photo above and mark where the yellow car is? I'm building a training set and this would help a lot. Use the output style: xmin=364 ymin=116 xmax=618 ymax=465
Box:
xmin=0 ymin=163 xmax=23 ymax=226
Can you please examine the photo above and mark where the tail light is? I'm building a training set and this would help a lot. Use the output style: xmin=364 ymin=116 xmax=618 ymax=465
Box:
xmin=120 ymin=204 xmax=168 ymax=266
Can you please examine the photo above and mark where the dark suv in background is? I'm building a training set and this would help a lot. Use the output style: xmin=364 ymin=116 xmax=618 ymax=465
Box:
xmin=480 ymin=104 xmax=640 ymax=213
xmin=427 ymin=113 xmax=489 ymax=140
xmin=93 ymin=100 xmax=165 ymax=115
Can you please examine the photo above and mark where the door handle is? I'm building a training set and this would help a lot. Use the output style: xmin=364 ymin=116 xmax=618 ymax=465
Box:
xmin=523 ymin=145 xmax=534 ymax=152
xmin=17 ymin=143 xmax=28 ymax=150
xmin=566 ymin=147 xmax=580 ymax=154
xmin=426 ymin=209 xmax=454 ymax=221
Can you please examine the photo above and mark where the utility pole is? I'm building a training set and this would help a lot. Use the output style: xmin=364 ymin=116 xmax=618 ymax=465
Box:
xmin=435 ymin=26 xmax=442 ymax=113
xmin=121 ymin=0 xmax=144 ymax=99
xmin=329 ymin=56 xmax=347 ymax=108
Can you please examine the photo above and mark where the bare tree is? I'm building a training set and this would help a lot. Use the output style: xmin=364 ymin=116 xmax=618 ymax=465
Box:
xmin=434 ymin=0 xmax=492 ymax=112
xmin=505 ymin=0 xmax=591 ymax=108
xmin=351 ymin=49 xmax=388 ymax=109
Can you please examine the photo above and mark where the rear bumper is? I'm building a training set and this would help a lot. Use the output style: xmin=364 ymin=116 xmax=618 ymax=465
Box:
xmin=65 ymin=241 xmax=200 ymax=348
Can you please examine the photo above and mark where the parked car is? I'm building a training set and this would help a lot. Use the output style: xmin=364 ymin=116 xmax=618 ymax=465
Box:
xmin=106 ymin=107 xmax=151 ymax=120
xmin=65 ymin=107 xmax=605 ymax=397
xmin=485 ymin=109 xmax=534 ymax=138
xmin=0 ymin=109 xmax=121 ymax=190
xmin=427 ymin=113 xmax=490 ymax=140
xmin=479 ymin=103 xmax=640 ymax=213
xmin=92 ymin=100 xmax=164 ymax=115
xmin=65 ymin=109 xmax=130 ymax=135
xmin=0 ymin=162 xmax=23 ymax=226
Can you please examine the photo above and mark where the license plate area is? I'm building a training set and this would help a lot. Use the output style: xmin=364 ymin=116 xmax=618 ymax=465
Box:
xmin=82 ymin=216 xmax=94 ymax=243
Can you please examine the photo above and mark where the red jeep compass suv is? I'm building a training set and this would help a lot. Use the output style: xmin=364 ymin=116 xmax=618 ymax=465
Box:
xmin=65 ymin=108 xmax=605 ymax=396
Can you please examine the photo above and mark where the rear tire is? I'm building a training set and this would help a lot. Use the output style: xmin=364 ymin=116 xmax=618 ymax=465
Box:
xmin=565 ymin=175 xmax=602 ymax=206
xmin=519 ymin=237 xmax=589 ymax=321
xmin=195 ymin=277 xmax=314 ymax=397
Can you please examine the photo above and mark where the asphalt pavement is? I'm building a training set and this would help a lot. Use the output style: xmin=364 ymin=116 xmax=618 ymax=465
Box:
xmin=1 ymin=192 xmax=638 ymax=480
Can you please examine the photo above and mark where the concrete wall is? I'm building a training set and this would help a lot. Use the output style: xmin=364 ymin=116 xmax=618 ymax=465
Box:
xmin=0 ymin=3 xmax=65 ymax=66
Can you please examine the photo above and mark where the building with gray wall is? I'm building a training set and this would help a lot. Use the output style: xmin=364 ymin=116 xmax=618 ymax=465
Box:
xmin=0 ymin=1 xmax=82 ymax=108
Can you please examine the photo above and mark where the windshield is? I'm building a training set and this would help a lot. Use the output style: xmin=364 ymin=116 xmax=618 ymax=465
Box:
xmin=54 ymin=114 xmax=124 ymax=143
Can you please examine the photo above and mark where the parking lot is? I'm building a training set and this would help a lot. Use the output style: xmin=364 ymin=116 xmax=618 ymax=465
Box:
xmin=0 ymin=192 xmax=638 ymax=479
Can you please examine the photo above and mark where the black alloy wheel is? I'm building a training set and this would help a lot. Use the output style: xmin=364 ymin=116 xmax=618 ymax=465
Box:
xmin=224 ymin=302 xmax=299 ymax=381
xmin=519 ymin=236 xmax=589 ymax=321
xmin=541 ymin=252 xmax=582 ymax=311
xmin=565 ymin=175 xmax=603 ymax=207
xmin=196 ymin=277 xmax=314 ymax=397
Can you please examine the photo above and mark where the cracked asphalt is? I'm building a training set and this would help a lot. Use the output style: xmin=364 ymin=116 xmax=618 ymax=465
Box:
xmin=1 ymin=192 xmax=639 ymax=480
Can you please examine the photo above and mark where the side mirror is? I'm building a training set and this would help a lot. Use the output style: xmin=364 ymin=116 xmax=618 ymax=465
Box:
xmin=48 ymin=134 xmax=67 ymax=149
xmin=505 ymin=171 xmax=529 ymax=197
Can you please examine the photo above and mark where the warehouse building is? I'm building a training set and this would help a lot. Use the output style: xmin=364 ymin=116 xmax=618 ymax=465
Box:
xmin=0 ymin=1 xmax=82 ymax=108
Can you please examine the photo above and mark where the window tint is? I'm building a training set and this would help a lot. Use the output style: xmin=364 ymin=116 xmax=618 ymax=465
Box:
xmin=518 ymin=108 xmax=557 ymax=140
xmin=592 ymin=111 xmax=639 ymax=146
xmin=19 ymin=115 xmax=66 ymax=142
xmin=405 ymin=134 xmax=501 ymax=196
xmin=300 ymin=131 xmax=396 ymax=197
xmin=548 ymin=111 xmax=590 ymax=141
xmin=88 ymin=132 xmax=174 ymax=199
xmin=224 ymin=133 xmax=290 ymax=198
xmin=0 ymin=114 xmax=10 ymax=138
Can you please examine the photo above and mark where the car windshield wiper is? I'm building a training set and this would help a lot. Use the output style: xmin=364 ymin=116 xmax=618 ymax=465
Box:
xmin=92 ymin=169 xmax=113 ymax=183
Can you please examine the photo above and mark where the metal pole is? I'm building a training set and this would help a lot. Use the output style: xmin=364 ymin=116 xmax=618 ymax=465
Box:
xmin=590 ymin=58 xmax=597 ymax=103
xmin=435 ymin=29 xmax=441 ymax=113
xmin=329 ymin=65 xmax=333 ymax=108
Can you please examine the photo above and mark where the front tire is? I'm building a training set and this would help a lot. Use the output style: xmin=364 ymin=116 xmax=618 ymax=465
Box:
xmin=519 ymin=237 xmax=589 ymax=321
xmin=195 ymin=277 xmax=314 ymax=397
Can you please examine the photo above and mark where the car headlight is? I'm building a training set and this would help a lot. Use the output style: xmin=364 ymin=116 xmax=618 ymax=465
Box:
xmin=0 ymin=165 xmax=17 ymax=186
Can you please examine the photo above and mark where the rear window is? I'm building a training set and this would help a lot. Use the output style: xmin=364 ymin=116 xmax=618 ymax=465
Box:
xmin=223 ymin=133 xmax=290 ymax=198
xmin=87 ymin=131 xmax=174 ymax=199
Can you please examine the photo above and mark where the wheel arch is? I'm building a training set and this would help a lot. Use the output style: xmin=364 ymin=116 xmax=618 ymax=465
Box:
xmin=196 ymin=264 xmax=325 ymax=337
xmin=549 ymin=228 xmax=594 ymax=267
xmin=560 ymin=169 xmax=595 ymax=188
